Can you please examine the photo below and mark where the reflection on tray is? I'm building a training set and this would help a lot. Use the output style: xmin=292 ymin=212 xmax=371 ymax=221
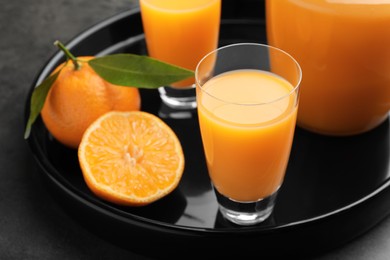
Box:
xmin=276 ymin=118 xmax=390 ymax=223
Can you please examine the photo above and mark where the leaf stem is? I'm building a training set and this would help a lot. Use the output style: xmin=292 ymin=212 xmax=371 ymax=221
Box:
xmin=54 ymin=40 xmax=80 ymax=70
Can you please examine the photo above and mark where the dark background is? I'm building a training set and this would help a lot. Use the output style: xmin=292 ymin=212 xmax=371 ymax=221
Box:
xmin=2 ymin=0 xmax=389 ymax=259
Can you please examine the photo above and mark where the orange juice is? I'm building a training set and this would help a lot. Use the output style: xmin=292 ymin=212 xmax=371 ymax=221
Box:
xmin=266 ymin=0 xmax=390 ymax=135
xmin=140 ymin=0 xmax=221 ymax=88
xmin=197 ymin=69 xmax=298 ymax=201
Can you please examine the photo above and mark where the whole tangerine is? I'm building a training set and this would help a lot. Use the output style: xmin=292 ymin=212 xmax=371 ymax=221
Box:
xmin=41 ymin=56 xmax=141 ymax=149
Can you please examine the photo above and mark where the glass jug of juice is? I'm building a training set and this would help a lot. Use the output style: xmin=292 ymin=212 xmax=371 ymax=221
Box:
xmin=266 ymin=0 xmax=390 ymax=136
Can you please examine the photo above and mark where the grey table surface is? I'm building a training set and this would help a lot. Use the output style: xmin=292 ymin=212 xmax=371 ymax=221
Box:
xmin=2 ymin=0 xmax=390 ymax=259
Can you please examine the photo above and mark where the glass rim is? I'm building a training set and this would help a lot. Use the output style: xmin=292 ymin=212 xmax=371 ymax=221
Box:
xmin=195 ymin=42 xmax=302 ymax=106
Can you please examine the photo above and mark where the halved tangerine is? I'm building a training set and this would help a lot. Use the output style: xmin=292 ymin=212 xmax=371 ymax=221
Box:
xmin=78 ymin=111 xmax=185 ymax=206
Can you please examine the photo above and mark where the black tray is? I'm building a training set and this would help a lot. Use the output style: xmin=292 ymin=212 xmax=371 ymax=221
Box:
xmin=25 ymin=2 xmax=390 ymax=258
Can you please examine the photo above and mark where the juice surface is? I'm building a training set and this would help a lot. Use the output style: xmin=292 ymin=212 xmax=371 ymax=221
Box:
xmin=266 ymin=0 xmax=390 ymax=135
xmin=140 ymin=0 xmax=221 ymax=87
xmin=197 ymin=69 xmax=298 ymax=201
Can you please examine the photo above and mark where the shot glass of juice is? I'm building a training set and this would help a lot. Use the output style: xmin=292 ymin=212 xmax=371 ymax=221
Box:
xmin=266 ymin=0 xmax=390 ymax=136
xmin=195 ymin=43 xmax=302 ymax=225
xmin=139 ymin=0 xmax=221 ymax=115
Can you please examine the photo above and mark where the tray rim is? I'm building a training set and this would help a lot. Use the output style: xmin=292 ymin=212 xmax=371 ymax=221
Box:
xmin=25 ymin=6 xmax=390 ymax=254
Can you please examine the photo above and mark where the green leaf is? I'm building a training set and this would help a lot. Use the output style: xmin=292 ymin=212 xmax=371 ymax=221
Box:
xmin=88 ymin=54 xmax=194 ymax=89
xmin=24 ymin=49 xmax=194 ymax=140
xmin=24 ymin=70 xmax=60 ymax=139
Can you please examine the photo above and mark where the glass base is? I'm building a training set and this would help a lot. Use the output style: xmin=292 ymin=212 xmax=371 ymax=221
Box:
xmin=214 ymin=187 xmax=278 ymax=226
xmin=158 ymin=86 xmax=197 ymax=110
xmin=158 ymin=102 xmax=196 ymax=120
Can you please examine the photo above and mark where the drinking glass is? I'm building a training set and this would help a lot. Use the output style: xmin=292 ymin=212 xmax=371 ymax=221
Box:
xmin=139 ymin=0 xmax=221 ymax=116
xmin=195 ymin=43 xmax=302 ymax=226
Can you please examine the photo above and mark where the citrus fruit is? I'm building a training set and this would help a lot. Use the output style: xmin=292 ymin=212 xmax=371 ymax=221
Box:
xmin=78 ymin=111 xmax=185 ymax=206
xmin=41 ymin=56 xmax=141 ymax=149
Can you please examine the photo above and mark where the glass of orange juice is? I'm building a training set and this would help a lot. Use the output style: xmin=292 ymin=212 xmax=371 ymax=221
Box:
xmin=195 ymin=43 xmax=302 ymax=226
xmin=139 ymin=0 xmax=221 ymax=116
xmin=266 ymin=0 xmax=390 ymax=136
